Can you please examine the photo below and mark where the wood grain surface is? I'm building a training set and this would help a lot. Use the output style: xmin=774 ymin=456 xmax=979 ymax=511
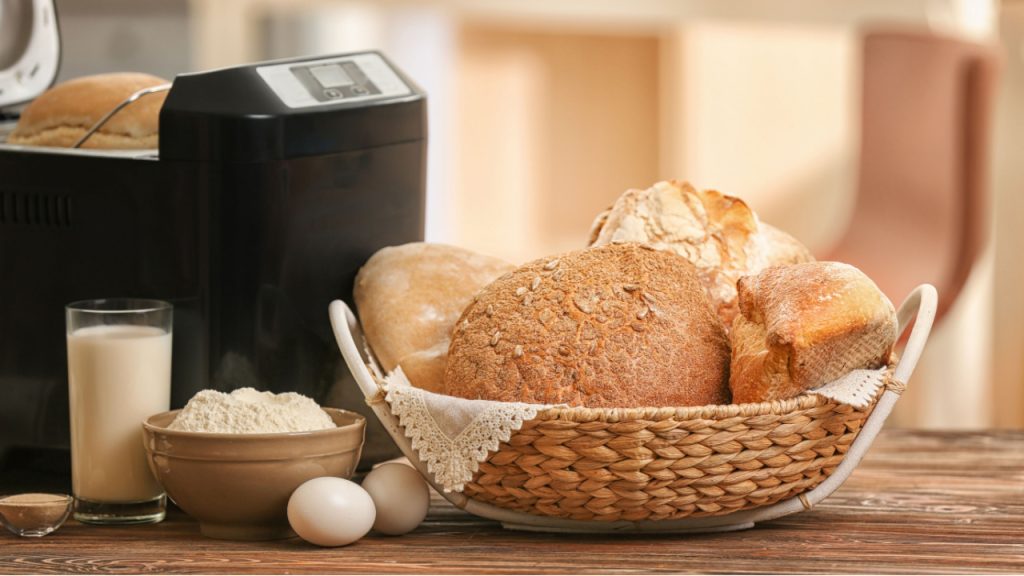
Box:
xmin=1 ymin=429 xmax=1022 ymax=574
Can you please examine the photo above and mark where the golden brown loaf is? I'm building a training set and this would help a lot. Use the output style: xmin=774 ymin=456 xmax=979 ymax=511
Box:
xmin=729 ymin=261 xmax=897 ymax=404
xmin=354 ymin=243 xmax=515 ymax=393
xmin=588 ymin=181 xmax=814 ymax=328
xmin=9 ymin=73 xmax=168 ymax=149
xmin=443 ymin=244 xmax=731 ymax=408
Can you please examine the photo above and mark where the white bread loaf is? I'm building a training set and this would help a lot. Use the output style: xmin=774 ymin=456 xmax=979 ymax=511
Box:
xmin=354 ymin=243 xmax=515 ymax=393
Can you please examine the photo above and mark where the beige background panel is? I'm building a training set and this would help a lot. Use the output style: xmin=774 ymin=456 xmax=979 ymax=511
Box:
xmin=992 ymin=1 xmax=1024 ymax=428
xmin=456 ymin=27 xmax=659 ymax=264
xmin=675 ymin=22 xmax=857 ymax=254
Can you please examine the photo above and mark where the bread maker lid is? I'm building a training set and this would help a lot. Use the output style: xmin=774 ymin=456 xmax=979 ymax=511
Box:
xmin=0 ymin=0 xmax=60 ymax=109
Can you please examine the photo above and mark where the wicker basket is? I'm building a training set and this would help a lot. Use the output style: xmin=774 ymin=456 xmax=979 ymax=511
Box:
xmin=329 ymin=285 xmax=936 ymax=533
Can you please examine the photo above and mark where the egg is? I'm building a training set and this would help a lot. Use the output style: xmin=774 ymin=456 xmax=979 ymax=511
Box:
xmin=287 ymin=477 xmax=376 ymax=547
xmin=361 ymin=462 xmax=430 ymax=535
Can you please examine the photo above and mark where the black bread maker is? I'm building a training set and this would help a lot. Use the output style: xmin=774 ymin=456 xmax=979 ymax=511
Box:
xmin=0 ymin=0 xmax=425 ymax=477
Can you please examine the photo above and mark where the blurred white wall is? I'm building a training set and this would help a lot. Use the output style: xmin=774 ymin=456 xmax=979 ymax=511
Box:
xmin=453 ymin=28 xmax=661 ymax=263
xmin=54 ymin=0 xmax=191 ymax=82
xmin=669 ymin=22 xmax=858 ymax=254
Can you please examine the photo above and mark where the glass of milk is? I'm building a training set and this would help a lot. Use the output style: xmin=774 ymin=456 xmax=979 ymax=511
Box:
xmin=66 ymin=299 xmax=172 ymax=525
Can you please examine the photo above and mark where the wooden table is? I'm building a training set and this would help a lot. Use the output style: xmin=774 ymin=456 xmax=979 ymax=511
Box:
xmin=2 ymin=430 xmax=1022 ymax=574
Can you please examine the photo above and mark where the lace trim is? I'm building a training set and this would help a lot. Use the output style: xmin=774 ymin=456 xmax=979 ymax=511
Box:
xmin=384 ymin=371 xmax=544 ymax=493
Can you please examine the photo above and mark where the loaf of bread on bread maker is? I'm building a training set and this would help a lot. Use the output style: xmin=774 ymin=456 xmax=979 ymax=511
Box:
xmin=9 ymin=72 xmax=168 ymax=149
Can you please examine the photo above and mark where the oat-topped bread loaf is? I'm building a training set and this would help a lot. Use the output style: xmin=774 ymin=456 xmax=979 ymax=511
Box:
xmin=9 ymin=72 xmax=168 ymax=149
xmin=729 ymin=261 xmax=897 ymax=403
xmin=354 ymin=243 xmax=515 ymax=393
xmin=589 ymin=180 xmax=813 ymax=329
xmin=443 ymin=243 xmax=731 ymax=408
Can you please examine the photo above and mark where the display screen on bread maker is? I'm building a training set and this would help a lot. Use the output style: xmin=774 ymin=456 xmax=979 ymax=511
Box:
xmin=292 ymin=61 xmax=381 ymax=102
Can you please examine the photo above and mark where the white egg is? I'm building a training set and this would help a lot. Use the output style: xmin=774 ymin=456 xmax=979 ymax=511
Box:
xmin=287 ymin=477 xmax=376 ymax=547
xmin=361 ymin=462 xmax=430 ymax=535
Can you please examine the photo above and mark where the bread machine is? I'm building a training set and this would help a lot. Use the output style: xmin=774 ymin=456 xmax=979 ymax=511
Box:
xmin=0 ymin=0 xmax=426 ymax=472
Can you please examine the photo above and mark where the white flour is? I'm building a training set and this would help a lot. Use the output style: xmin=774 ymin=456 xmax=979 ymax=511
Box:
xmin=168 ymin=387 xmax=336 ymax=433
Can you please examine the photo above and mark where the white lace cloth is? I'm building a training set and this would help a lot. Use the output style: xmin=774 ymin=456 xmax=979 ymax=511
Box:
xmin=383 ymin=368 xmax=553 ymax=493
xmin=382 ymin=366 xmax=888 ymax=494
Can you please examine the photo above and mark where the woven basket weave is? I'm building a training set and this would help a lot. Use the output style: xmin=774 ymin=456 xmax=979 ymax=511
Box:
xmin=462 ymin=386 xmax=885 ymax=522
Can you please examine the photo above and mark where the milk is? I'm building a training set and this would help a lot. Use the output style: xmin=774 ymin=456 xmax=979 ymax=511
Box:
xmin=67 ymin=325 xmax=171 ymax=503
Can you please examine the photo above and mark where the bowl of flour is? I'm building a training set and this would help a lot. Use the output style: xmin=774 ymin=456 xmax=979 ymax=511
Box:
xmin=167 ymin=387 xmax=337 ymax=434
xmin=142 ymin=388 xmax=365 ymax=541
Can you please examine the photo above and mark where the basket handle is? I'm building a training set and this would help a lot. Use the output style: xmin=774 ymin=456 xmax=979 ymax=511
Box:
xmin=328 ymin=301 xmax=382 ymax=400
xmin=328 ymin=300 xmax=467 ymax=502
xmin=892 ymin=284 xmax=939 ymax=387
xmin=740 ymin=283 xmax=938 ymax=524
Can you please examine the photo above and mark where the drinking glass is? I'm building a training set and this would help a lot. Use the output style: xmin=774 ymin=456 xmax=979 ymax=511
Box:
xmin=66 ymin=299 xmax=172 ymax=524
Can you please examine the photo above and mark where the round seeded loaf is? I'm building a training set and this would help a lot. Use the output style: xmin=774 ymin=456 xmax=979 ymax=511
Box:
xmin=443 ymin=243 xmax=731 ymax=408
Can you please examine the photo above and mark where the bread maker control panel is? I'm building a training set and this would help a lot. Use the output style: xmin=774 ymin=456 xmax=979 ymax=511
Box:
xmin=256 ymin=52 xmax=411 ymax=108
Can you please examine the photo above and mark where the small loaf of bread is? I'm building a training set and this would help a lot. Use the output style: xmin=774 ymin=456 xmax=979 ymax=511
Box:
xmin=354 ymin=243 xmax=515 ymax=393
xmin=9 ymin=73 xmax=168 ymax=149
xmin=589 ymin=181 xmax=814 ymax=329
xmin=729 ymin=262 xmax=897 ymax=403
xmin=443 ymin=243 xmax=731 ymax=408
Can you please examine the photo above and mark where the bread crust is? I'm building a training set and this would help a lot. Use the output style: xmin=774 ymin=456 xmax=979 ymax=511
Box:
xmin=728 ymin=261 xmax=897 ymax=403
xmin=9 ymin=72 xmax=168 ymax=149
xmin=353 ymin=243 xmax=514 ymax=393
xmin=589 ymin=181 xmax=814 ymax=328
xmin=443 ymin=244 xmax=731 ymax=408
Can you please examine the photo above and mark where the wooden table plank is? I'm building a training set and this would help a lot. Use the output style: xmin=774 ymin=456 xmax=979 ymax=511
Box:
xmin=2 ymin=430 xmax=1022 ymax=574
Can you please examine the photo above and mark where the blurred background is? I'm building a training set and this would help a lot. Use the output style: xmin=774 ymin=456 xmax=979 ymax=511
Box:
xmin=52 ymin=0 xmax=1023 ymax=429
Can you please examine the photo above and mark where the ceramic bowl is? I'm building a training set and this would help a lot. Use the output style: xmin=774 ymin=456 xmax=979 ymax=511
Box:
xmin=142 ymin=408 xmax=365 ymax=540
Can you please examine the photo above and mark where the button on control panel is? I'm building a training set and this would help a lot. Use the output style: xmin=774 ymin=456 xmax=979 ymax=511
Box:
xmin=297 ymin=61 xmax=380 ymax=102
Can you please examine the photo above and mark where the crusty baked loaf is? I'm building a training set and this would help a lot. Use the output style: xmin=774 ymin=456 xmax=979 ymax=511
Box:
xmin=354 ymin=243 xmax=515 ymax=393
xmin=9 ymin=73 xmax=168 ymax=149
xmin=443 ymin=243 xmax=731 ymax=408
xmin=729 ymin=261 xmax=897 ymax=403
xmin=589 ymin=181 xmax=814 ymax=328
